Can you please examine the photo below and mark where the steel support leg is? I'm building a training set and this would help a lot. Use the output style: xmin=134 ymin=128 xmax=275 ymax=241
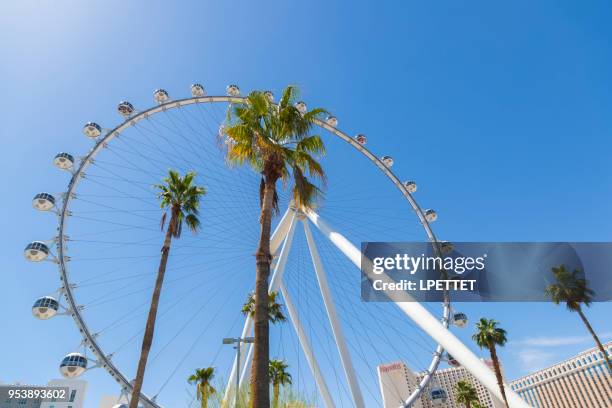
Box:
xmin=305 ymin=210 xmax=530 ymax=408
xmin=303 ymin=220 xmax=365 ymax=408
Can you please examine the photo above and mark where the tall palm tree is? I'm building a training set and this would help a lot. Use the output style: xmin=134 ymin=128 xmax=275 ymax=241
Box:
xmin=223 ymin=86 xmax=327 ymax=407
xmin=545 ymin=264 xmax=612 ymax=373
xmin=472 ymin=318 xmax=509 ymax=408
xmin=242 ymin=291 xmax=287 ymax=324
xmin=455 ymin=380 xmax=480 ymax=408
xmin=129 ymin=170 xmax=206 ymax=408
xmin=188 ymin=367 xmax=216 ymax=408
xmin=269 ymin=359 xmax=292 ymax=408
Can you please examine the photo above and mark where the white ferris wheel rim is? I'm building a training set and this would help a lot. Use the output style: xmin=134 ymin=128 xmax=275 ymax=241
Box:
xmin=53 ymin=93 xmax=450 ymax=408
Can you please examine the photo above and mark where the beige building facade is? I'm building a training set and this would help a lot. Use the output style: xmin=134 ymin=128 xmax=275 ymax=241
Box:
xmin=510 ymin=342 xmax=612 ymax=408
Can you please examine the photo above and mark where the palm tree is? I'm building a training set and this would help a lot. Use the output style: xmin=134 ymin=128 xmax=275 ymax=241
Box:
xmin=269 ymin=359 xmax=292 ymax=408
xmin=545 ymin=264 xmax=612 ymax=373
xmin=129 ymin=170 xmax=206 ymax=408
xmin=242 ymin=291 xmax=287 ymax=324
xmin=455 ymin=380 xmax=480 ymax=408
xmin=223 ymin=86 xmax=327 ymax=407
xmin=188 ymin=367 xmax=216 ymax=408
xmin=472 ymin=318 xmax=509 ymax=408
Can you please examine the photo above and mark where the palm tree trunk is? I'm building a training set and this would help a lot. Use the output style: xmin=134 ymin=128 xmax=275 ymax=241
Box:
xmin=274 ymin=383 xmax=281 ymax=408
xmin=488 ymin=344 xmax=509 ymax=408
xmin=251 ymin=179 xmax=276 ymax=408
xmin=577 ymin=307 xmax=612 ymax=377
xmin=202 ymin=388 xmax=208 ymax=408
xmin=129 ymin=211 xmax=176 ymax=408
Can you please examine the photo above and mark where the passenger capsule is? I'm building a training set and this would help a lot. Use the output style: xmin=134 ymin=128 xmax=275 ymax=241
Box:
xmin=54 ymin=153 xmax=75 ymax=170
xmin=430 ymin=388 xmax=447 ymax=406
xmin=32 ymin=296 xmax=59 ymax=320
xmin=226 ymin=84 xmax=240 ymax=97
xmin=446 ymin=353 xmax=460 ymax=367
xmin=354 ymin=134 xmax=367 ymax=145
xmin=24 ymin=241 xmax=50 ymax=262
xmin=264 ymin=91 xmax=274 ymax=102
xmin=381 ymin=156 xmax=394 ymax=167
xmin=424 ymin=209 xmax=437 ymax=222
xmin=403 ymin=181 xmax=417 ymax=193
xmin=191 ymin=83 xmax=205 ymax=97
xmin=325 ymin=115 xmax=338 ymax=127
xmin=32 ymin=193 xmax=56 ymax=211
xmin=83 ymin=122 xmax=102 ymax=139
xmin=153 ymin=89 xmax=169 ymax=104
xmin=294 ymin=101 xmax=307 ymax=114
xmin=60 ymin=353 xmax=87 ymax=378
xmin=453 ymin=312 xmax=468 ymax=328
xmin=117 ymin=101 xmax=135 ymax=118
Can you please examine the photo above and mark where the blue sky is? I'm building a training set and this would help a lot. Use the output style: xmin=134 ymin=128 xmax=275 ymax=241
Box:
xmin=1 ymin=1 xmax=611 ymax=407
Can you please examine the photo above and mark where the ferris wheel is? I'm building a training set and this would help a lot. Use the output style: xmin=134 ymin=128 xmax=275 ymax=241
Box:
xmin=26 ymin=84 xmax=528 ymax=408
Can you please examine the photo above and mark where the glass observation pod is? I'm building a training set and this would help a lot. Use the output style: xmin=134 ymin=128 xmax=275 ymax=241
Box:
xmin=32 ymin=296 xmax=59 ymax=320
xmin=403 ymin=180 xmax=417 ymax=193
xmin=354 ymin=134 xmax=367 ymax=145
xmin=325 ymin=115 xmax=338 ymax=127
xmin=32 ymin=192 xmax=56 ymax=211
xmin=294 ymin=101 xmax=307 ymax=114
xmin=264 ymin=91 xmax=274 ymax=102
xmin=424 ymin=209 xmax=437 ymax=222
xmin=83 ymin=122 xmax=102 ymax=139
xmin=24 ymin=241 xmax=50 ymax=262
xmin=381 ymin=155 xmax=394 ymax=167
xmin=60 ymin=353 xmax=87 ymax=378
xmin=226 ymin=84 xmax=240 ymax=97
xmin=446 ymin=352 xmax=460 ymax=367
xmin=117 ymin=101 xmax=135 ymax=118
xmin=430 ymin=388 xmax=448 ymax=406
xmin=191 ymin=83 xmax=205 ymax=97
xmin=153 ymin=89 xmax=169 ymax=104
xmin=453 ymin=312 xmax=468 ymax=328
xmin=54 ymin=152 xmax=75 ymax=170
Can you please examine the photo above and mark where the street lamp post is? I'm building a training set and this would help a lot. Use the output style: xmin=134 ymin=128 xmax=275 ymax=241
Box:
xmin=223 ymin=336 xmax=255 ymax=407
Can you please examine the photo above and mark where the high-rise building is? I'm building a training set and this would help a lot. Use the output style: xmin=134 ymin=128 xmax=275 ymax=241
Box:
xmin=510 ymin=341 xmax=612 ymax=408
xmin=40 ymin=379 xmax=87 ymax=408
xmin=0 ymin=379 xmax=87 ymax=408
xmin=415 ymin=360 xmax=505 ymax=408
xmin=377 ymin=361 xmax=423 ymax=408
xmin=377 ymin=360 xmax=504 ymax=408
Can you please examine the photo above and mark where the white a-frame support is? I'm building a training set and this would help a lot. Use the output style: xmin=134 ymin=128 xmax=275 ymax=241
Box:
xmin=303 ymin=220 xmax=365 ymax=408
xmin=279 ymin=281 xmax=335 ymax=408
xmin=223 ymin=209 xmax=296 ymax=403
xmin=228 ymin=208 xmax=337 ymax=407
xmin=305 ymin=210 xmax=531 ymax=408
xmin=238 ymin=209 xmax=299 ymax=386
